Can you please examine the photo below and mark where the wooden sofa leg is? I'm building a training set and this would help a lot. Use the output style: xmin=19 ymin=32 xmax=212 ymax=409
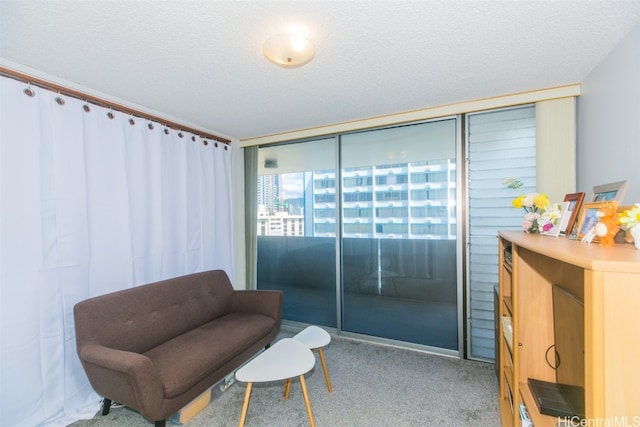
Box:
xmin=101 ymin=398 xmax=111 ymax=415
xmin=155 ymin=420 xmax=166 ymax=427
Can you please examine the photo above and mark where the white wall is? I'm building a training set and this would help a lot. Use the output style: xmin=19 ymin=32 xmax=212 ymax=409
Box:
xmin=577 ymin=23 xmax=640 ymax=204
xmin=536 ymin=97 xmax=577 ymax=203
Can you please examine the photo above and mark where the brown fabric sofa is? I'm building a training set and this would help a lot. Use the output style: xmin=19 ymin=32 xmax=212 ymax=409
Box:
xmin=73 ymin=269 xmax=282 ymax=427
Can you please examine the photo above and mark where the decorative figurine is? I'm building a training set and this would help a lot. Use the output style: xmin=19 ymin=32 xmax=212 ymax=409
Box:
xmin=581 ymin=226 xmax=597 ymax=244
xmin=594 ymin=202 xmax=619 ymax=247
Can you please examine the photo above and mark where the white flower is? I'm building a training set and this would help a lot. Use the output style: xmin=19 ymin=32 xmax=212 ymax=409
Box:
xmin=521 ymin=194 xmax=536 ymax=208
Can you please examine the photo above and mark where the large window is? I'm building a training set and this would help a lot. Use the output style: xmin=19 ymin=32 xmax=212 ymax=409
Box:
xmin=256 ymin=139 xmax=337 ymax=326
xmin=255 ymin=118 xmax=461 ymax=353
xmin=340 ymin=119 xmax=459 ymax=350
xmin=250 ymin=103 xmax=550 ymax=361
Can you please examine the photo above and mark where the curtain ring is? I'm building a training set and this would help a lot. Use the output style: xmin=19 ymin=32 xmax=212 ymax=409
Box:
xmin=203 ymin=140 xmax=209 ymax=146
xmin=55 ymin=93 xmax=65 ymax=106
xmin=107 ymin=109 xmax=115 ymax=119
xmin=224 ymin=145 xmax=228 ymax=151
xmin=83 ymin=101 xmax=91 ymax=112
xmin=148 ymin=123 xmax=154 ymax=130
xmin=128 ymin=116 xmax=135 ymax=126
xmin=214 ymin=142 xmax=219 ymax=148
xmin=178 ymin=131 xmax=184 ymax=138
xmin=191 ymin=135 xmax=196 ymax=142
xmin=23 ymin=83 xmax=35 ymax=97
xmin=164 ymin=128 xmax=170 ymax=135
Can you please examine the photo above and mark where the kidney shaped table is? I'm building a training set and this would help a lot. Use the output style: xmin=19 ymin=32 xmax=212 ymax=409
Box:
xmin=235 ymin=337 xmax=316 ymax=427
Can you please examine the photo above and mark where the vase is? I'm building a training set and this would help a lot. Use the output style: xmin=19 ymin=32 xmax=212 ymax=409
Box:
xmin=630 ymin=227 xmax=640 ymax=250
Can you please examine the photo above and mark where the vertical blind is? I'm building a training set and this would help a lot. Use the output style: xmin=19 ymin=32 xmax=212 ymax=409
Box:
xmin=466 ymin=105 xmax=536 ymax=360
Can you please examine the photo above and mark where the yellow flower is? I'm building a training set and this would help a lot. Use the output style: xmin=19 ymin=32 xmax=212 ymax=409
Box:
xmin=533 ymin=194 xmax=549 ymax=210
xmin=509 ymin=189 xmax=552 ymax=233
xmin=618 ymin=203 xmax=640 ymax=229
xmin=512 ymin=196 xmax=524 ymax=209
xmin=511 ymin=193 xmax=547 ymax=211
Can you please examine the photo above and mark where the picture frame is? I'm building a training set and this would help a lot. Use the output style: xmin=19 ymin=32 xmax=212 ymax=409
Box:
xmin=575 ymin=201 xmax=618 ymax=240
xmin=541 ymin=201 xmax=571 ymax=237
xmin=592 ymin=180 xmax=629 ymax=203
xmin=560 ymin=192 xmax=585 ymax=236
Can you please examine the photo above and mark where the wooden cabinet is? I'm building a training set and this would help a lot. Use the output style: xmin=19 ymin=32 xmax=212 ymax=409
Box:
xmin=497 ymin=230 xmax=640 ymax=427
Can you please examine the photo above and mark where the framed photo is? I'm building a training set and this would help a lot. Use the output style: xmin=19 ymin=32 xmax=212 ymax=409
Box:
xmin=541 ymin=201 xmax=571 ymax=237
xmin=560 ymin=192 xmax=585 ymax=236
xmin=576 ymin=201 xmax=618 ymax=240
xmin=592 ymin=180 xmax=629 ymax=203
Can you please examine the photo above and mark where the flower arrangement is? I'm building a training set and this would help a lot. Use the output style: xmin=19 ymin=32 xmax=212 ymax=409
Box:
xmin=618 ymin=203 xmax=640 ymax=249
xmin=618 ymin=203 xmax=640 ymax=230
xmin=503 ymin=178 xmax=561 ymax=234
xmin=511 ymin=193 xmax=550 ymax=233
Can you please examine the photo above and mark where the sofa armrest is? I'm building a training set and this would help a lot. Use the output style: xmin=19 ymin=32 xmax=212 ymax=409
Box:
xmin=79 ymin=344 xmax=164 ymax=417
xmin=230 ymin=290 xmax=283 ymax=321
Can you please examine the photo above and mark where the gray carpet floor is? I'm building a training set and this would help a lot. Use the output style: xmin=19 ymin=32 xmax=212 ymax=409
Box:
xmin=71 ymin=327 xmax=500 ymax=426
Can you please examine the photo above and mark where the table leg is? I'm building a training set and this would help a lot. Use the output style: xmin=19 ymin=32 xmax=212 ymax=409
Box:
xmin=238 ymin=382 xmax=253 ymax=427
xmin=298 ymin=374 xmax=315 ymax=427
xmin=283 ymin=378 xmax=292 ymax=400
xmin=317 ymin=348 xmax=333 ymax=392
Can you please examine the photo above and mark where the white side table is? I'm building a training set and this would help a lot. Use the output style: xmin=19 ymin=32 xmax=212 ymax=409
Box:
xmin=291 ymin=325 xmax=333 ymax=392
xmin=235 ymin=338 xmax=316 ymax=427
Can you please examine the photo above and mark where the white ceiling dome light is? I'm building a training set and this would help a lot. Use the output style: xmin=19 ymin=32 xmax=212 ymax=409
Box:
xmin=263 ymin=32 xmax=315 ymax=68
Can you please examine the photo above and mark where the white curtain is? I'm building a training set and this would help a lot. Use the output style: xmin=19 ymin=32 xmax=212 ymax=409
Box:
xmin=0 ymin=75 xmax=233 ymax=426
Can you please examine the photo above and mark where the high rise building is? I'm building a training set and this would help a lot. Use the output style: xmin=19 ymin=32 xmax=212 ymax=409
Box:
xmin=257 ymin=159 xmax=456 ymax=239
xmin=257 ymin=174 xmax=280 ymax=213
xmin=312 ymin=160 xmax=456 ymax=239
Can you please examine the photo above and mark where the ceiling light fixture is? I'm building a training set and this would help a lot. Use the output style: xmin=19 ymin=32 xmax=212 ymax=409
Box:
xmin=263 ymin=33 xmax=315 ymax=68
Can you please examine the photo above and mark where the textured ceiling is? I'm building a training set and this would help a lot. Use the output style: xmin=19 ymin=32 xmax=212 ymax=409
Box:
xmin=2 ymin=0 xmax=640 ymax=141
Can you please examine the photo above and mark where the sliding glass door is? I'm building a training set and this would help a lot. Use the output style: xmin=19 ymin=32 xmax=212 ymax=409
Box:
xmin=340 ymin=119 xmax=460 ymax=350
xmin=254 ymin=118 xmax=461 ymax=352
xmin=256 ymin=138 xmax=338 ymax=327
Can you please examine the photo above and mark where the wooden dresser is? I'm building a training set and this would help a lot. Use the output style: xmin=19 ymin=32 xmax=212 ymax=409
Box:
xmin=497 ymin=230 xmax=640 ymax=426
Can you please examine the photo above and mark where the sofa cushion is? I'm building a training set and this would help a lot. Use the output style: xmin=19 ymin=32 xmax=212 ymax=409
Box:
xmin=144 ymin=312 xmax=277 ymax=398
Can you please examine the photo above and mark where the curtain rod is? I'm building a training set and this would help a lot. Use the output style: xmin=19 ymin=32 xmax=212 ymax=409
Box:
xmin=0 ymin=67 xmax=231 ymax=144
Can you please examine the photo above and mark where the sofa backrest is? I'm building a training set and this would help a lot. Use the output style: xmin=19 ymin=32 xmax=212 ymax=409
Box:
xmin=74 ymin=270 xmax=235 ymax=354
